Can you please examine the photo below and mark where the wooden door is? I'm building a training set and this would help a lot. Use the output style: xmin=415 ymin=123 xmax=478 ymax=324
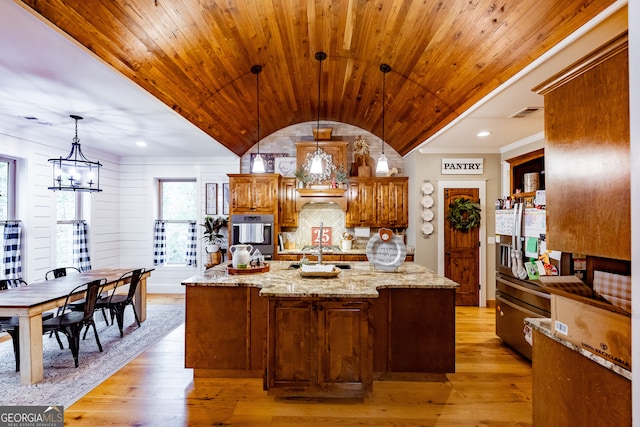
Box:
xmin=444 ymin=188 xmax=480 ymax=306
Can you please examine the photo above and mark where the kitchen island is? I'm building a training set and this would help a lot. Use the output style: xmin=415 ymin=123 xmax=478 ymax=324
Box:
xmin=182 ymin=261 xmax=458 ymax=398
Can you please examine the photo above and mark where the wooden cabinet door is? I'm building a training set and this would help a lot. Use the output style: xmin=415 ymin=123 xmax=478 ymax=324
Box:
xmin=317 ymin=301 xmax=372 ymax=397
xmin=267 ymin=298 xmax=372 ymax=398
xmin=267 ymin=299 xmax=317 ymax=394
xmin=229 ymin=174 xmax=279 ymax=213
xmin=230 ymin=175 xmax=254 ymax=212
xmin=377 ymin=178 xmax=408 ymax=228
xmin=185 ymin=286 xmax=265 ymax=376
xmin=535 ymin=34 xmax=630 ymax=260
xmin=279 ymin=178 xmax=298 ymax=227
xmin=346 ymin=178 xmax=376 ymax=227
xmin=252 ymin=176 xmax=278 ymax=212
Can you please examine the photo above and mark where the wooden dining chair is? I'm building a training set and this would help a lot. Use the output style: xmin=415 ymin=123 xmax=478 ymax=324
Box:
xmin=95 ymin=269 xmax=144 ymax=338
xmin=42 ymin=278 xmax=106 ymax=368
xmin=0 ymin=279 xmax=54 ymax=372
xmin=45 ymin=266 xmax=81 ymax=280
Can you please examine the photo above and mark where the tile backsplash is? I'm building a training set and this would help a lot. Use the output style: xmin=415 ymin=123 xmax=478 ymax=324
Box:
xmin=281 ymin=203 xmax=406 ymax=251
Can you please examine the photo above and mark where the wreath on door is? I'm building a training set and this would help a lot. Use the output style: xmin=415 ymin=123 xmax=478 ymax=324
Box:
xmin=447 ymin=197 xmax=481 ymax=233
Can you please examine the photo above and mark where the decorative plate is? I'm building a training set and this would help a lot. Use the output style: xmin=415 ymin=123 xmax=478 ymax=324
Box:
xmin=421 ymin=182 xmax=434 ymax=195
xmin=366 ymin=232 xmax=406 ymax=271
xmin=420 ymin=195 xmax=434 ymax=208
xmin=421 ymin=222 xmax=434 ymax=235
xmin=421 ymin=209 xmax=434 ymax=221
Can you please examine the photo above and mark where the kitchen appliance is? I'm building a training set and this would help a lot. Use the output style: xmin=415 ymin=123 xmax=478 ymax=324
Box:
xmin=495 ymin=202 xmax=571 ymax=360
xmin=231 ymin=214 xmax=274 ymax=259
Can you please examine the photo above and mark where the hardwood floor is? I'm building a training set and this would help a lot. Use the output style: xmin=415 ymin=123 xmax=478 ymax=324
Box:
xmin=64 ymin=295 xmax=533 ymax=426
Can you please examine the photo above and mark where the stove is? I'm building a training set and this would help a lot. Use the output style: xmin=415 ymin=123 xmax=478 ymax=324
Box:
xmin=300 ymin=245 xmax=341 ymax=254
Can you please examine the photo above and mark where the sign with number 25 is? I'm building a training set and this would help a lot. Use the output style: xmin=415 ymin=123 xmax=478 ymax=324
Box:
xmin=311 ymin=227 xmax=332 ymax=246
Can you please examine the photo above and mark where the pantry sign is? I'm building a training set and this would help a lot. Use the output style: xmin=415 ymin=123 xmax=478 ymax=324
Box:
xmin=441 ymin=158 xmax=484 ymax=175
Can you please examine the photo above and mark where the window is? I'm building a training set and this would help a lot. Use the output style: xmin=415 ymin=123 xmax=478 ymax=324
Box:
xmin=56 ymin=192 xmax=80 ymax=266
xmin=0 ymin=157 xmax=16 ymax=221
xmin=159 ymin=180 xmax=197 ymax=264
xmin=0 ymin=157 xmax=17 ymax=272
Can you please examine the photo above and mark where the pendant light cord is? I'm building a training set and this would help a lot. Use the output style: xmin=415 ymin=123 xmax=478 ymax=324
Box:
xmin=380 ymin=64 xmax=391 ymax=154
xmin=315 ymin=52 xmax=327 ymax=153
xmin=251 ymin=65 xmax=263 ymax=153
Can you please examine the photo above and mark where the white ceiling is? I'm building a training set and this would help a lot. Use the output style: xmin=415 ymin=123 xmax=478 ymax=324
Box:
xmin=0 ymin=1 xmax=627 ymax=160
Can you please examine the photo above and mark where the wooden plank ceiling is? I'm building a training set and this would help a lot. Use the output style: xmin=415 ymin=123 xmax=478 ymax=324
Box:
xmin=18 ymin=0 xmax=614 ymax=157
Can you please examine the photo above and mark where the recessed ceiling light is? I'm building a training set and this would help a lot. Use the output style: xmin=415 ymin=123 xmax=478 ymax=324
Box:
xmin=135 ymin=141 xmax=147 ymax=147
xmin=477 ymin=131 xmax=491 ymax=137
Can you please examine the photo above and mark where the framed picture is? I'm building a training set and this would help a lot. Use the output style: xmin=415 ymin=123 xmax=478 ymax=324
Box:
xmin=250 ymin=153 xmax=288 ymax=173
xmin=205 ymin=183 xmax=217 ymax=215
xmin=274 ymin=157 xmax=297 ymax=177
xmin=222 ymin=183 xmax=230 ymax=215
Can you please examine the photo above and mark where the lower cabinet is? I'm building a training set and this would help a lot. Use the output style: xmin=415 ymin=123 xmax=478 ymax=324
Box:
xmin=532 ymin=330 xmax=631 ymax=426
xmin=371 ymin=288 xmax=456 ymax=374
xmin=266 ymin=298 xmax=373 ymax=398
xmin=185 ymin=286 xmax=267 ymax=377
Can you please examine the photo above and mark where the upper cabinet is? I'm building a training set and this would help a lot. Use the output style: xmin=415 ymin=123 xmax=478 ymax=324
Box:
xmin=296 ymin=141 xmax=348 ymax=185
xmin=228 ymin=174 xmax=280 ymax=214
xmin=534 ymin=33 xmax=629 ymax=260
xmin=279 ymin=177 xmax=298 ymax=228
xmin=506 ymin=148 xmax=544 ymax=201
xmin=346 ymin=177 xmax=408 ymax=228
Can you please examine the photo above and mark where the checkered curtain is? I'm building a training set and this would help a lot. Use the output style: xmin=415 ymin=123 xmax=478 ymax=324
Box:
xmin=2 ymin=221 xmax=23 ymax=286
xmin=73 ymin=221 xmax=92 ymax=272
xmin=153 ymin=220 xmax=166 ymax=266
xmin=185 ymin=221 xmax=197 ymax=266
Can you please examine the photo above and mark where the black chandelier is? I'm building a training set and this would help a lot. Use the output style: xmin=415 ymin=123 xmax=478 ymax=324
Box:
xmin=48 ymin=115 xmax=102 ymax=192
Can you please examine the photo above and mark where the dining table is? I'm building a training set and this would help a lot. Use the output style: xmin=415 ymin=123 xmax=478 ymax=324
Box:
xmin=0 ymin=267 xmax=152 ymax=385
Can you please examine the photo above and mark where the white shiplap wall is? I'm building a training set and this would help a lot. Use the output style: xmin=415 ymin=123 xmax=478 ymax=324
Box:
xmin=118 ymin=156 xmax=239 ymax=293
xmin=1 ymin=132 xmax=121 ymax=283
xmin=1 ymin=132 xmax=240 ymax=293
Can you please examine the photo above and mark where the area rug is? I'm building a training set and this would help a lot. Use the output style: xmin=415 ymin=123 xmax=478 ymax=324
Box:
xmin=0 ymin=303 xmax=185 ymax=408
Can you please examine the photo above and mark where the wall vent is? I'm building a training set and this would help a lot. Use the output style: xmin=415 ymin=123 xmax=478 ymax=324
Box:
xmin=508 ymin=107 xmax=543 ymax=118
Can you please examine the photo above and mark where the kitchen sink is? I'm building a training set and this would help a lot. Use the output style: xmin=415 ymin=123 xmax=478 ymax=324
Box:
xmin=288 ymin=262 xmax=352 ymax=270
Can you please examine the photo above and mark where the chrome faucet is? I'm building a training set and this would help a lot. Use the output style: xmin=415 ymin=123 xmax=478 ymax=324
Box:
xmin=317 ymin=221 xmax=323 ymax=264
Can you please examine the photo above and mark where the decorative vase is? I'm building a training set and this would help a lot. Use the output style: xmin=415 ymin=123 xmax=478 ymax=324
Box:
xmin=229 ymin=244 xmax=253 ymax=268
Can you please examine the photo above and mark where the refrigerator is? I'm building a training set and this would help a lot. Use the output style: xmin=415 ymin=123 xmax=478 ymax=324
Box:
xmin=494 ymin=202 xmax=571 ymax=360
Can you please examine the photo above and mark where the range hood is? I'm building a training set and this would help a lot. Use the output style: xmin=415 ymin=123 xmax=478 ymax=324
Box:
xmin=296 ymin=188 xmax=347 ymax=211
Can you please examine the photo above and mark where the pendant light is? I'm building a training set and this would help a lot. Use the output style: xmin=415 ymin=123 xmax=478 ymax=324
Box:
xmin=48 ymin=115 xmax=102 ymax=192
xmin=251 ymin=65 xmax=266 ymax=173
xmin=376 ymin=64 xmax=391 ymax=174
xmin=310 ymin=51 xmax=327 ymax=175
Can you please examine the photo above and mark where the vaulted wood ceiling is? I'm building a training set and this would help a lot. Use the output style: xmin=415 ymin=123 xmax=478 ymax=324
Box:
xmin=18 ymin=0 xmax=614 ymax=157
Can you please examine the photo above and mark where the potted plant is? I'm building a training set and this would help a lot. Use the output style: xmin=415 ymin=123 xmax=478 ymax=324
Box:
xmin=294 ymin=165 xmax=310 ymax=188
xmin=334 ymin=165 xmax=349 ymax=188
xmin=201 ymin=216 xmax=228 ymax=253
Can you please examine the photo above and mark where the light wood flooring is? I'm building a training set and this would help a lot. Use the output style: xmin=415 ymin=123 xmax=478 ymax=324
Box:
xmin=63 ymin=295 xmax=533 ymax=426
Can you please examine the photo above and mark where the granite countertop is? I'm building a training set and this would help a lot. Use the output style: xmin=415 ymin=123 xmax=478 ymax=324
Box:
xmin=524 ymin=318 xmax=631 ymax=380
xmin=277 ymin=248 xmax=415 ymax=255
xmin=182 ymin=261 xmax=458 ymax=298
